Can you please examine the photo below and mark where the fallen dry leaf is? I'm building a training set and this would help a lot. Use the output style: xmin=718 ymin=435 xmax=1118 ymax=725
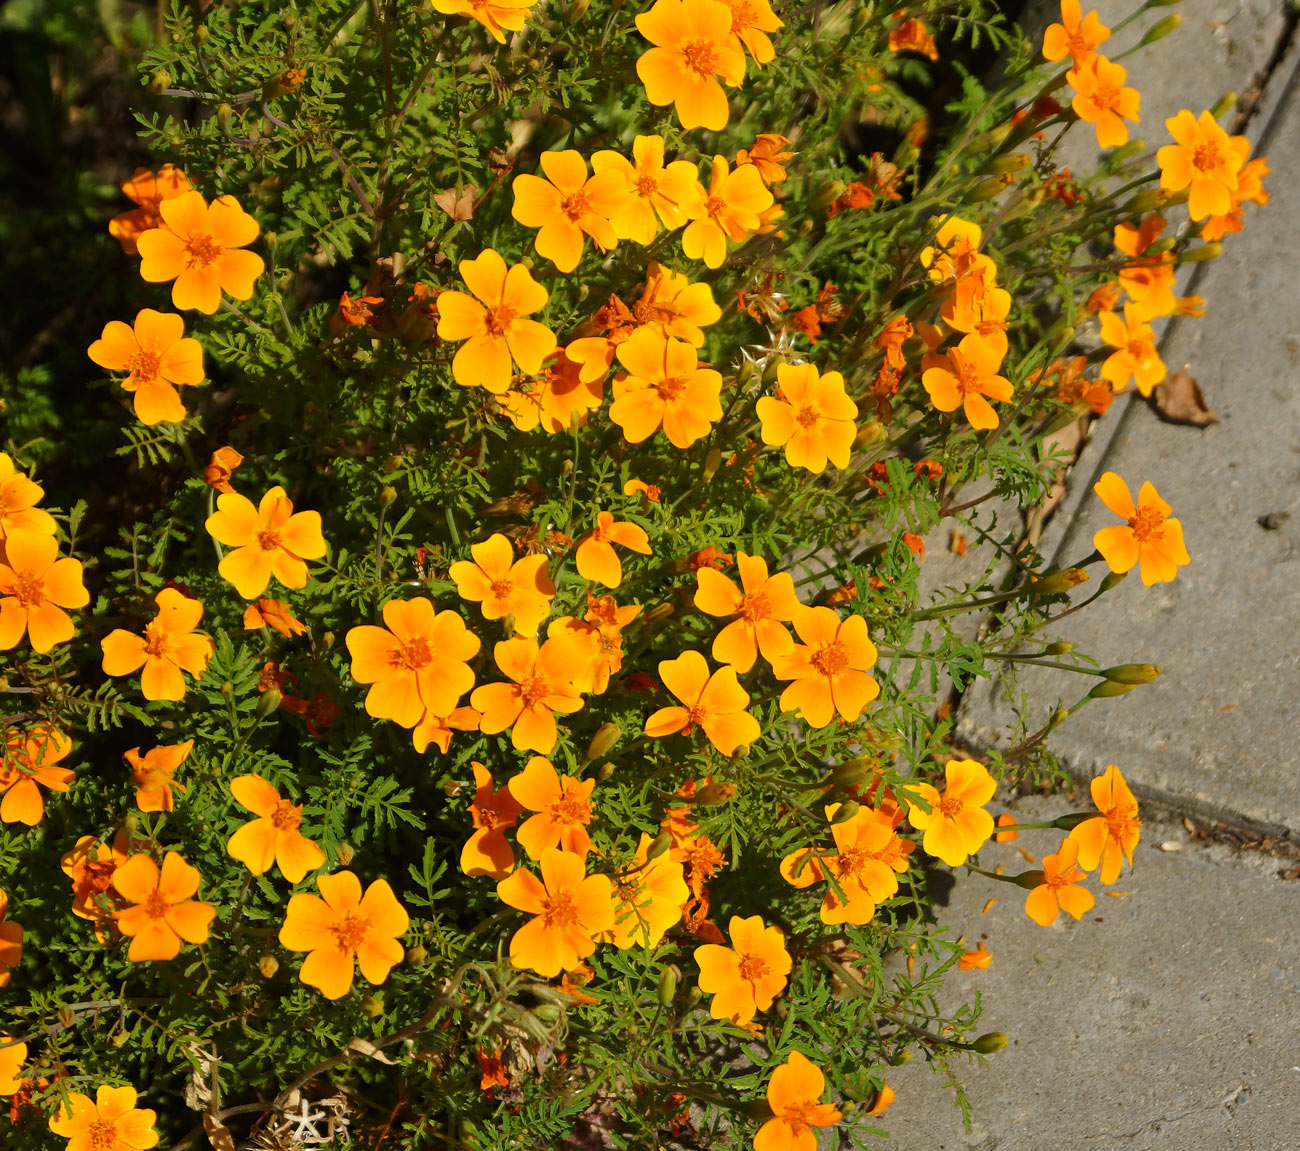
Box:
xmin=433 ymin=185 xmax=477 ymax=221
xmin=1153 ymin=368 xmax=1218 ymax=427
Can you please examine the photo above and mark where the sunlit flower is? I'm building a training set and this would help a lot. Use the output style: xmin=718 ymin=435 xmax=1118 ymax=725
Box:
xmin=780 ymin=804 xmax=909 ymax=924
xmin=48 ymin=1085 xmax=158 ymax=1151
xmin=227 ymin=774 xmax=326 ymax=883
xmin=625 ymin=478 xmax=662 ymax=502
xmin=511 ymin=150 xmax=624 ymax=273
xmin=1113 ymin=214 xmax=1176 ymax=319
xmin=0 ymin=1033 xmax=25 ymax=1094
xmin=1158 ymin=109 xmax=1251 ymax=221
xmin=889 ymin=17 xmax=938 ymax=60
xmin=575 ymin=512 xmax=652 ymax=589
xmin=0 ymin=889 xmax=21 ymax=986
xmin=413 ymin=704 xmax=481 ymax=755
xmin=591 ymin=136 xmax=703 ymax=243
xmin=695 ymin=914 xmax=791 ymax=1023
xmin=432 ymin=0 xmax=536 ymax=43
xmin=959 ymin=941 xmax=992 ymax=970
xmin=682 ymin=156 xmax=774 ymax=269
xmin=1024 ymin=837 xmax=1095 ymax=925
xmin=645 ymin=649 xmax=760 ymax=756
xmin=109 ymin=164 xmax=192 ymax=254
xmin=346 ymin=597 xmax=480 ymax=728
xmin=907 ymin=759 xmax=996 ymax=867
xmin=1201 ymin=155 xmax=1269 ymax=241
xmin=755 ymin=1050 xmax=842 ymax=1151
xmin=941 ymin=278 xmax=1013 ymax=356
xmin=1093 ymin=472 xmax=1189 ymax=585
xmin=875 ymin=316 xmax=913 ymax=370
xmin=1067 ymin=54 xmax=1140 ymax=149
xmin=722 ymin=0 xmax=783 ymax=66
xmin=462 ymin=762 xmax=524 ymax=879
xmin=113 ymin=851 xmax=216 ymax=961
xmin=921 ymin=333 xmax=1013 ymax=430
xmin=602 ymin=833 xmax=688 ymax=948
xmin=509 ymin=756 xmax=597 ymax=860
xmin=1042 ymin=0 xmax=1110 ymax=65
xmin=205 ymin=486 xmax=327 ymax=600
xmin=87 ymin=309 xmax=205 ymax=425
xmin=0 ymin=454 xmax=55 ymax=551
xmin=203 ymin=445 xmax=244 ymax=494
xmin=101 ymin=587 xmax=214 ymax=701
xmin=610 ymin=326 xmax=723 ymax=449
xmin=498 ymin=350 xmax=603 ymax=434
xmin=279 ymin=871 xmax=409 ymax=999
xmin=243 ymin=597 xmax=308 ymax=637
xmin=756 ymin=362 xmax=858 ymax=473
xmin=136 ymin=190 xmax=264 ymax=314
xmin=437 ymin=248 xmax=556 ymax=394
xmin=635 ymin=0 xmax=747 ymax=131
xmin=634 ymin=262 xmax=722 ymax=346
xmin=496 ymin=847 xmax=615 ymax=976
xmin=771 ymin=606 xmax=878 ymax=728
xmin=735 ymin=133 xmax=794 ymax=184
xmin=0 ymin=530 xmax=89 ymax=653
xmin=694 ymin=551 xmax=799 ymax=672
xmin=62 ymin=831 xmax=132 ymax=928
xmin=1098 ymin=305 xmax=1165 ymax=395
xmin=125 ymin=740 xmax=192 ymax=813
xmin=449 ymin=533 xmax=555 ymax=637
xmin=1069 ymin=764 xmax=1142 ymax=883
xmin=471 ymin=635 xmax=585 ymax=754
xmin=919 ymin=215 xmax=994 ymax=284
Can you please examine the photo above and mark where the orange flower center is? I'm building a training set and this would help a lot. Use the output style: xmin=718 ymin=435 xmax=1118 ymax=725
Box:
xmin=331 ymin=911 xmax=370 ymax=952
xmin=938 ymin=794 xmax=964 ymax=818
xmin=391 ymin=636 xmax=433 ymax=671
xmin=948 ymin=349 xmax=984 ymax=396
xmin=1127 ymin=506 xmax=1164 ymax=542
xmin=11 ymin=571 xmax=45 ymax=608
xmin=1192 ymin=141 xmax=1222 ymax=172
xmin=257 ymin=529 xmax=282 ymax=551
xmin=184 ymin=232 xmax=224 ymax=268
xmin=485 ymin=304 xmax=517 ymax=338
xmin=681 ymin=39 xmax=720 ymax=79
xmin=682 ymin=704 xmax=709 ymax=733
xmin=520 ymin=673 xmax=552 ymax=710
xmin=731 ymin=2 xmax=759 ymax=32
xmin=542 ymin=889 xmax=581 ymax=928
xmin=795 ymin=405 xmax=821 ymax=428
xmin=654 ymin=376 xmax=687 ymax=403
xmin=127 ymin=350 xmax=163 ymax=384
xmin=739 ymin=590 xmax=771 ymax=623
xmin=635 ymin=174 xmax=659 ymax=198
xmin=86 ymin=1119 xmax=119 ymax=1150
xmin=1093 ymin=82 xmax=1120 ymax=111
xmin=810 ymin=640 xmax=848 ymax=677
xmin=548 ymin=793 xmax=590 ymax=825
xmin=560 ymin=191 xmax=592 ymax=222
xmin=271 ymin=800 xmax=301 ymax=830
xmin=489 ymin=576 xmax=514 ymax=600
xmin=142 ymin=621 xmax=172 ymax=658
xmin=737 ymin=950 xmax=769 ymax=982
xmin=1104 ymin=799 xmax=1139 ymax=841
xmin=705 ymin=196 xmax=728 ymax=221
xmin=144 ymin=891 xmax=170 ymax=919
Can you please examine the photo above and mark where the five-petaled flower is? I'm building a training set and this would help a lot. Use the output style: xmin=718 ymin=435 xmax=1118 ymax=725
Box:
xmin=1042 ymin=0 xmax=1110 ymax=65
xmin=771 ymin=606 xmax=879 ymax=729
xmin=226 ymin=774 xmax=326 ymax=883
xmin=921 ymin=334 xmax=1013 ymax=430
xmin=109 ymin=164 xmax=192 ymax=254
xmin=0 ymin=724 xmax=73 ymax=827
xmin=592 ymin=136 xmax=703 ymax=243
xmin=635 ymin=0 xmax=747 ymax=131
xmin=682 ymin=156 xmax=774 ymax=269
xmin=496 ymin=846 xmax=615 ymax=976
xmin=601 ymin=832 xmax=689 ymax=948
xmin=907 ymin=759 xmax=997 ymax=867
xmin=635 ymin=262 xmax=722 ymax=346
xmin=645 ymin=649 xmax=760 ymax=756
xmin=0 ymin=888 xmax=21 ymax=986
xmin=754 ymin=1050 xmax=842 ymax=1151
xmin=1098 ymin=305 xmax=1166 ymax=394
xmin=112 ymin=851 xmax=216 ymax=962
xmin=1024 ymin=837 xmax=1095 ymax=926
xmin=0 ymin=530 xmax=89 ymax=654
xmin=205 ymin=486 xmax=328 ymax=600
xmin=756 ymin=362 xmax=859 ymax=474
xmin=449 ymin=533 xmax=556 ymax=637
xmin=461 ymin=763 xmax=524 ymax=879
xmin=1157 ymin=109 xmax=1248 ymax=221
xmin=694 ymin=550 xmax=799 ymax=673
xmin=1067 ymin=55 xmax=1140 ymax=149
xmin=509 ymin=756 xmax=598 ymax=860
xmin=471 ymin=635 xmax=585 ymax=754
xmin=88 ymin=308 xmax=205 ymax=426
xmin=1069 ymin=764 xmax=1142 ymax=882
xmin=512 ymin=150 xmax=624 ymax=273
xmin=48 ymin=1085 xmax=159 ymax=1151
xmin=432 ymin=0 xmax=536 ymax=43
xmin=575 ymin=512 xmax=652 ymax=589
xmin=610 ymin=326 xmax=724 ymax=449
xmin=1091 ymin=471 xmax=1189 ymax=585
xmin=101 ymin=587 xmax=215 ymax=702
xmin=0 ymin=453 xmax=56 ymax=549
xmin=125 ymin=740 xmax=193 ymax=813
xmin=694 ymin=914 xmax=791 ymax=1024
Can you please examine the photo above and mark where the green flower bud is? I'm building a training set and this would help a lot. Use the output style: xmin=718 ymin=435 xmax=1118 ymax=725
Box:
xmin=1210 ymin=91 xmax=1238 ymax=121
xmin=216 ymin=103 xmax=233 ymax=133
xmin=1088 ymin=680 xmax=1137 ymax=699
xmin=405 ymin=944 xmax=428 ymax=965
xmin=1099 ymin=571 xmax=1128 ymax=592
xmin=1052 ymin=811 xmax=1095 ymax=831
xmin=971 ymin=1031 xmax=1010 ymax=1053
xmin=645 ymin=831 xmax=673 ymax=861
xmin=1045 ymin=641 xmax=1073 ymax=655
xmin=148 ymin=70 xmax=172 ymax=95
xmin=809 ymin=179 xmax=847 ymax=214
xmin=831 ymin=800 xmax=861 ymax=824
xmin=256 ymin=687 xmax=282 ymax=718
xmin=702 ymin=447 xmax=723 ymax=483
xmin=657 ymin=964 xmax=679 ymax=1005
xmin=980 ymin=151 xmax=1031 ymax=177
xmin=1030 ymin=567 xmax=1089 ymax=596
xmin=360 ymin=995 xmax=384 ymax=1018
xmin=1180 ymin=242 xmax=1223 ymax=263
xmin=1137 ymin=13 xmax=1182 ymax=47
xmin=1102 ymin=663 xmax=1161 ymax=685
xmin=585 ymin=722 xmax=621 ymax=762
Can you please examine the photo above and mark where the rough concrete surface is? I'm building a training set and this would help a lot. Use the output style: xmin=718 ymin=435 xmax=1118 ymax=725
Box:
xmin=876 ymin=798 xmax=1300 ymax=1151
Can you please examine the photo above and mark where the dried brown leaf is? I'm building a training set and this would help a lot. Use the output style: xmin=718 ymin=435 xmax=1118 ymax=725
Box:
xmin=433 ymin=185 xmax=477 ymax=221
xmin=347 ymin=1037 xmax=396 ymax=1064
xmin=1154 ymin=368 xmax=1219 ymax=427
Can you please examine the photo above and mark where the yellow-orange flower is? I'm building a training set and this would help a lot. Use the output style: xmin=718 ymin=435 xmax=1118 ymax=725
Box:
xmin=496 ymin=847 xmax=615 ymax=976
xmin=635 ymin=0 xmax=746 ymax=131
xmin=136 ymin=190 xmax=264 ymax=314
xmin=1092 ymin=471 xmax=1189 ymax=585
xmin=279 ymin=871 xmax=409 ymax=999
xmin=941 ymin=278 xmax=1012 ymax=356
xmin=755 ymin=1051 xmax=842 ymax=1151
xmin=203 ymin=445 xmax=243 ymax=494
xmin=243 ymin=597 xmax=308 ymax=637
xmin=436 ymin=248 xmax=557 ymax=394
xmin=0 ymin=889 xmax=21 ymax=986
xmin=449 ymin=533 xmax=555 ymax=637
xmin=112 ymin=851 xmax=215 ymax=961
xmin=959 ymin=941 xmax=992 ymax=970
xmin=227 ymin=774 xmax=326 ymax=883
xmin=0 ymin=530 xmax=89 ymax=653
xmin=645 ymin=649 xmax=760 ymax=756
xmin=346 ymin=597 xmax=480 ymax=727
xmin=205 ymin=486 xmax=327 ymax=600
xmin=921 ymin=333 xmax=1013 ymax=430
xmin=889 ymin=17 xmax=938 ymax=60
xmin=694 ymin=914 xmax=791 ymax=1023
xmin=462 ymin=762 xmax=524 ymax=879
xmin=771 ymin=606 xmax=878 ymax=728
xmin=1201 ymin=155 xmax=1269 ymax=241
xmin=694 ymin=551 xmax=799 ymax=672
xmin=1158 ymin=109 xmax=1249 ymax=221
xmin=432 ymin=0 xmax=535 ymax=43
xmin=634 ymin=262 xmax=722 ymax=346
xmin=1042 ymin=0 xmax=1109 ymax=65
xmin=125 ymin=740 xmax=192 ymax=813
xmin=1068 ymin=764 xmax=1142 ymax=883
xmin=756 ymin=362 xmax=858 ymax=474
xmin=509 ymin=756 xmax=597 ymax=860
xmin=592 ymin=136 xmax=703 ymax=242
xmin=736 ymin=133 xmax=794 ymax=185
xmin=920 ymin=215 xmax=995 ymax=285
xmin=906 ymin=759 xmax=996 ymax=867
xmin=1067 ymin=54 xmax=1140 ymax=149
xmin=876 ymin=316 xmax=913 ymax=370
xmin=413 ymin=704 xmax=481 ymax=755
xmin=498 ymin=350 xmax=603 ymax=434
xmin=87 ymin=309 xmax=205 ymax=425
xmin=1098 ymin=305 xmax=1165 ymax=395
xmin=610 ymin=326 xmax=723 ymax=449
xmin=48 ymin=1085 xmax=159 ymax=1151
xmin=511 ymin=150 xmax=624 ymax=273
xmin=722 ymin=0 xmax=783 ymax=66
xmin=471 ymin=635 xmax=585 ymax=754
xmin=1024 ymin=837 xmax=1095 ymax=926
xmin=682 ymin=156 xmax=774 ymax=269
xmin=109 ymin=164 xmax=192 ymax=254
xmin=101 ymin=587 xmax=214 ymax=702
xmin=602 ymin=832 xmax=688 ymax=948
xmin=1113 ymin=215 xmax=1176 ymax=319
xmin=0 ymin=1033 xmax=25 ymax=1093
xmin=0 ymin=724 xmax=73 ymax=827
xmin=575 ymin=512 xmax=652 ymax=589
xmin=0 ymin=453 xmax=55 ymax=549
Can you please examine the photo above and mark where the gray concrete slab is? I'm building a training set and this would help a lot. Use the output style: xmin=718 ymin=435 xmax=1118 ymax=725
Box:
xmin=876 ymin=797 xmax=1300 ymax=1151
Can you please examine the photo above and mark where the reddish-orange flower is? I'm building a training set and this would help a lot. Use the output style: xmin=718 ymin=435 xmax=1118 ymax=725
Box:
xmin=471 ymin=635 xmax=585 ymax=754
xmin=62 ymin=831 xmax=132 ymax=929
xmin=48 ymin=1085 xmax=159 ymax=1151
xmin=109 ymin=164 xmax=192 ymax=254
xmin=113 ymin=852 xmax=216 ymax=961
xmin=88 ymin=309 xmax=206 ymax=425
xmin=496 ymin=847 xmax=615 ymax=976
xmin=1092 ymin=472 xmax=1189 ymax=585
xmin=511 ymin=150 xmax=624 ymax=273
xmin=205 ymin=486 xmax=328 ymax=600
xmin=922 ymin=333 xmax=1013 ymax=430
xmin=682 ymin=156 xmax=774 ymax=269
xmin=635 ymin=0 xmax=747 ymax=131
xmin=889 ymin=17 xmax=938 ymax=60
xmin=509 ymin=756 xmax=597 ymax=860
xmin=498 ymin=350 xmax=603 ymax=435
xmin=735 ymin=133 xmax=793 ymax=183
xmin=694 ymin=915 xmax=791 ymax=1023
xmin=1024 ymin=837 xmax=1095 ymax=925
xmin=449 ymin=533 xmax=555 ymax=637
xmin=1201 ymin=155 xmax=1269 ymax=241
xmin=907 ymin=759 xmax=996 ymax=867
xmin=203 ymin=446 xmax=243 ymax=494
xmin=101 ymin=587 xmax=214 ymax=702
xmin=645 ymin=649 xmax=760 ymax=756
xmin=575 ymin=512 xmax=652 ymax=589
xmin=1042 ymin=0 xmax=1109 ymax=65
xmin=0 ymin=725 xmax=74 ymax=827
xmin=755 ymin=1051 xmax=842 ymax=1151
xmin=227 ymin=774 xmax=326 ymax=883
xmin=243 ymin=597 xmax=308 ymax=637
xmin=1069 ymin=764 xmax=1142 ymax=883
xmin=610 ymin=326 xmax=723 ymax=449
xmin=0 ymin=530 xmax=89 ymax=653
xmin=756 ymin=362 xmax=858 ymax=474
xmin=1067 ymin=54 xmax=1140 ymax=149
xmin=875 ymin=316 xmax=913 ymax=370
xmin=694 ymin=551 xmax=799 ymax=672
xmin=771 ymin=606 xmax=878 ymax=728
xmin=125 ymin=740 xmax=192 ymax=813
xmin=462 ymin=763 xmax=524 ymax=879
xmin=1157 ymin=109 xmax=1249 ymax=221
xmin=959 ymin=941 xmax=992 ymax=970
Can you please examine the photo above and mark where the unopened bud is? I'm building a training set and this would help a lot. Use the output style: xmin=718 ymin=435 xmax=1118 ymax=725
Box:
xmin=1030 ymin=567 xmax=1089 ymax=596
xmin=360 ymin=995 xmax=384 ymax=1018
xmin=585 ymin=722 xmax=621 ymax=762
xmin=58 ymin=1006 xmax=76 ymax=1028
xmin=890 ymin=1048 xmax=913 ymax=1065
xmin=322 ymin=630 xmax=336 ymax=649
xmin=258 ymin=954 xmax=279 ymax=978
xmin=336 ymin=842 xmax=355 ymax=866
xmin=534 ymin=1003 xmax=561 ymax=1022
xmin=980 ymin=152 xmax=1031 ymax=176
xmin=111 ymin=1027 xmax=130 ymax=1048
xmin=695 ymin=781 xmax=737 ymax=806
xmin=1049 ymin=707 xmax=1071 ymax=729
xmin=597 ymin=761 xmax=615 ymax=779
xmin=148 ymin=70 xmax=172 ymax=95
xmin=1106 ymin=138 xmax=1147 ymax=165
xmin=687 ymin=984 xmax=703 ymax=1005
xmin=854 ymin=420 xmax=887 ymax=448
xmin=220 ymin=680 xmax=235 ymax=697
xmin=405 ymin=944 xmax=428 ymax=965
xmin=195 ymin=26 xmax=210 ymax=45
xmin=1052 ymin=811 xmax=1094 ymax=831
xmin=1009 ymin=869 xmax=1047 ymax=890
xmin=971 ymin=1031 xmax=1010 ymax=1053
xmin=809 ymin=179 xmax=847 ymax=214
xmin=645 ymin=831 xmax=673 ymax=861
xmin=256 ymin=687 xmax=282 ymax=718
xmin=1147 ymin=236 xmax=1176 ymax=255
xmin=1102 ymin=663 xmax=1161 ymax=685
xmin=642 ymin=602 xmax=674 ymax=624
xmin=1088 ymin=679 xmax=1137 ymax=699
xmin=657 ymin=964 xmax=679 ymax=1005
xmin=1159 ymin=186 xmax=1191 ymax=208
xmin=1210 ymin=91 xmax=1238 ymax=121
xmin=1180 ymin=242 xmax=1223 ymax=262
xmin=284 ymin=12 xmax=297 ymax=29
xmin=564 ymin=0 xmax=591 ymax=19
xmin=1099 ymin=571 xmax=1128 ymax=592
xmin=1125 ymin=188 xmax=1168 ymax=215
xmin=1138 ymin=13 xmax=1182 ymax=47
xmin=216 ymin=102 xmax=232 ymax=133
xmin=735 ymin=359 xmax=756 ymax=389
xmin=1045 ymin=641 xmax=1072 ymax=655
xmin=831 ymin=800 xmax=861 ymax=824
xmin=970 ymin=173 xmax=1016 ymax=201
xmin=823 ymin=759 xmax=873 ymax=788
xmin=702 ymin=447 xmax=723 ymax=483
xmin=379 ymin=486 xmax=398 ymax=509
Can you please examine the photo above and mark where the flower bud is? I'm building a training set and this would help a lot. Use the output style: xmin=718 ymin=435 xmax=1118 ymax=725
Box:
xmin=1099 ymin=571 xmax=1127 ymax=592
xmin=1045 ymin=641 xmax=1072 ymax=655
xmin=735 ymin=358 xmax=756 ymax=389
xmin=597 ymin=761 xmax=615 ymax=779
xmin=585 ymin=722 xmax=621 ymax=762
xmin=220 ymin=680 xmax=235 ymax=697
xmin=695 ymin=781 xmax=737 ymax=806
xmin=702 ymin=447 xmax=723 ymax=483
xmin=1137 ymin=13 xmax=1181 ymax=47
xmin=379 ymin=486 xmax=398 ymax=509
xmin=1052 ymin=811 xmax=1095 ymax=831
xmin=1106 ymin=138 xmax=1147 ymax=165
xmin=831 ymin=799 xmax=861 ymax=824
xmin=256 ymin=687 xmax=282 ymax=719
xmin=642 ymin=602 xmax=674 ymax=624
xmin=1087 ymin=680 xmax=1137 ymax=699
xmin=360 ymin=995 xmax=384 ymax=1018
xmin=645 ymin=831 xmax=673 ymax=861
xmin=336 ymin=842 xmax=355 ymax=866
xmin=1102 ymin=663 xmax=1161 ymax=685
xmin=809 ymin=179 xmax=847 ymax=214
xmin=1210 ymin=91 xmax=1238 ymax=121
xmin=854 ymin=421 xmax=887 ymax=448
xmin=405 ymin=944 xmax=428 ymax=965
xmin=1030 ymin=567 xmax=1089 ymax=596
xmin=980 ymin=152 xmax=1031 ymax=176
xmin=216 ymin=103 xmax=233 ymax=133
xmin=823 ymin=758 xmax=874 ymax=788
xmin=258 ymin=954 xmax=279 ymax=978
xmin=971 ymin=1031 xmax=1010 ymax=1053
xmin=890 ymin=1048 xmax=913 ymax=1065
xmin=322 ymin=630 xmax=336 ymax=649
xmin=686 ymin=984 xmax=703 ymax=1005
xmin=195 ymin=26 xmax=210 ymax=45
xmin=1146 ymin=236 xmax=1176 ymax=255
xmin=1009 ymin=869 xmax=1047 ymax=890
xmin=657 ymin=964 xmax=679 ymax=1005
xmin=970 ymin=173 xmax=1016 ymax=201
xmin=534 ymin=1003 xmax=561 ymax=1022
xmin=1159 ymin=186 xmax=1191 ymax=208
xmin=1180 ymin=242 xmax=1223 ymax=262
xmin=1124 ymin=188 xmax=1169 ymax=215
xmin=111 ymin=1027 xmax=131 ymax=1048
xmin=58 ymin=1006 xmax=76 ymax=1028
xmin=148 ymin=70 xmax=172 ymax=95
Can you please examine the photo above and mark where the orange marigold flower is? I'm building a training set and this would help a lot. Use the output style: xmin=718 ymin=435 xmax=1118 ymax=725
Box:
xmin=694 ymin=914 xmax=791 ymax=1023
xmin=1098 ymin=305 xmax=1165 ymax=395
xmin=0 ymin=531 xmax=89 ymax=654
xmin=243 ymin=597 xmax=308 ymax=637
xmin=735 ymin=133 xmax=793 ymax=184
xmin=498 ymin=350 xmax=603 ymax=435
xmin=546 ymin=616 xmax=624 ymax=696
xmin=333 ymin=291 xmax=384 ymax=330
xmin=755 ymin=1050 xmax=842 ymax=1151
xmin=866 ymin=1084 xmax=896 ymax=1115
xmin=1092 ymin=471 xmax=1189 ymax=585
xmin=827 ymin=181 xmax=875 ymax=218
xmin=109 ymin=164 xmax=192 ymax=254
xmin=1085 ymin=281 xmax=1123 ymax=314
xmin=694 ymin=550 xmax=799 ymax=673
xmin=575 ymin=511 xmax=652 ymax=589
xmin=346 ymin=597 xmax=480 ymax=728
xmin=610 ymin=326 xmax=723 ymax=449
xmin=959 ymin=941 xmax=992 ymax=970
xmin=1068 ymin=764 xmax=1141 ymax=883
xmin=889 ymin=16 xmax=939 ymax=60
xmin=592 ymin=136 xmax=703 ymax=243
xmin=601 ymin=832 xmax=689 ymax=949
xmin=205 ymin=485 xmax=327 ymax=600
xmin=436 ymin=248 xmax=556 ymax=394
xmin=471 ymin=635 xmax=585 ymax=754
xmin=921 ymin=333 xmax=1013 ymax=430
xmin=875 ymin=316 xmax=913 ymax=370
xmin=941 ymin=278 xmax=1012 ymax=356
xmin=1042 ymin=0 xmax=1109 ymax=64
xmin=477 ymin=1049 xmax=510 ymax=1096
xmin=625 ymin=478 xmax=662 ymax=502
xmin=62 ymin=831 xmax=132 ymax=928
xmin=645 ymin=649 xmax=760 ymax=756
xmin=634 ymin=262 xmax=723 ymax=347
xmin=125 ymin=740 xmax=192 ymax=813
xmin=113 ymin=851 xmax=215 ymax=962
xmin=509 ymin=756 xmax=597 ymax=860
xmin=682 ymin=156 xmax=774 ymax=269
xmin=462 ymin=762 xmax=524 ymax=879
xmin=635 ymin=0 xmax=747 ymax=132
xmin=1067 ymin=54 xmax=1140 ymax=149
xmin=902 ymin=531 xmax=925 ymax=562
xmin=1201 ymin=154 xmax=1269 ymax=241
xmin=136 ymin=190 xmax=264 ymax=314
xmin=1024 ymin=837 xmax=1095 ymax=925
xmin=203 ymin=446 xmax=244 ymax=494
xmin=511 ymin=150 xmax=624 ymax=273
xmin=0 ymin=1034 xmax=25 ymax=1094
xmin=0 ymin=453 xmax=56 ymax=548
xmin=449 ymin=532 xmax=555 ymax=637
xmin=756 ymin=362 xmax=858 ymax=474
xmin=1113 ymin=214 xmax=1176 ymax=319
xmin=722 ymin=0 xmax=783 ymax=66
xmin=771 ymin=606 xmax=879 ymax=729
xmin=87 ymin=308 xmax=205 ymax=426
xmin=413 ymin=704 xmax=481 ymax=755
xmin=906 ymin=759 xmax=997 ymax=867
xmin=101 ymin=587 xmax=215 ymax=702
xmin=48 ymin=1085 xmax=158 ymax=1151
xmin=432 ymin=0 xmax=535 ymax=42
xmin=919 ymin=215 xmax=993 ymax=284
xmin=497 ymin=847 xmax=615 ymax=976
xmin=227 ymin=774 xmax=326 ymax=883
xmin=279 ymin=871 xmax=409 ymax=999
xmin=1158 ymin=108 xmax=1250 ymax=221
xmin=0 ymin=889 xmax=21 ymax=986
